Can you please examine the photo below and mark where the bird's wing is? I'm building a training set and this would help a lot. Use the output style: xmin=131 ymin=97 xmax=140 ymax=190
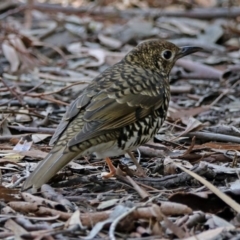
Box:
xmin=50 ymin=62 xmax=168 ymax=147
xmin=49 ymin=64 xmax=123 ymax=146
xmin=67 ymin=93 xmax=164 ymax=147
xmin=67 ymin=68 xmax=167 ymax=146
xmin=49 ymin=90 xmax=91 ymax=146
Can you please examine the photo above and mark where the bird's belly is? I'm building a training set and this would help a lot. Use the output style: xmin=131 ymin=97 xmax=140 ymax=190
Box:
xmin=116 ymin=114 xmax=164 ymax=152
xmin=81 ymin=115 xmax=164 ymax=159
xmin=82 ymin=141 xmax=127 ymax=159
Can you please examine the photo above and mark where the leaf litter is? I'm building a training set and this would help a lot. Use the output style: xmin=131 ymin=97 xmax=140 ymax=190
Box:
xmin=1 ymin=0 xmax=240 ymax=239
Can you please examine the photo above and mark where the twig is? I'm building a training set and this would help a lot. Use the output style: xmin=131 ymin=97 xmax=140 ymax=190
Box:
xmin=21 ymin=82 xmax=45 ymax=95
xmin=7 ymin=176 xmax=27 ymax=188
xmin=0 ymin=109 xmax=48 ymax=120
xmin=8 ymin=126 xmax=55 ymax=134
xmin=18 ymin=3 xmax=240 ymax=19
xmin=136 ymin=146 xmax=166 ymax=158
xmin=0 ymin=214 xmax=60 ymax=221
xmin=187 ymin=131 xmax=240 ymax=144
xmin=24 ymin=0 xmax=33 ymax=29
xmin=39 ymin=96 xmax=69 ymax=106
xmin=18 ymin=82 xmax=89 ymax=97
xmin=126 ymin=150 xmax=146 ymax=177
xmin=176 ymin=163 xmax=240 ymax=213
xmin=35 ymin=72 xmax=92 ymax=83
xmin=109 ymin=206 xmax=137 ymax=240
xmin=210 ymin=79 xmax=240 ymax=106
xmin=37 ymin=42 xmax=68 ymax=67
xmin=1 ymin=78 xmax=23 ymax=104
xmin=170 ymin=85 xmax=192 ymax=93
xmin=0 ymin=5 xmax=25 ymax=20
xmin=136 ymin=163 xmax=214 ymax=189
xmin=204 ymin=125 xmax=240 ymax=138
xmin=126 ymin=176 xmax=150 ymax=199
xmin=176 ymin=59 xmax=222 ymax=80
xmin=0 ymin=134 xmax=29 ymax=141
xmin=209 ymin=89 xmax=230 ymax=106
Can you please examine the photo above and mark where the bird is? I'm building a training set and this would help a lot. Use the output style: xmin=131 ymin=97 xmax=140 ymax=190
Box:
xmin=22 ymin=39 xmax=201 ymax=191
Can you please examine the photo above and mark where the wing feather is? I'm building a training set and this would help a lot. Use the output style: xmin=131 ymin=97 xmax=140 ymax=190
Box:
xmin=50 ymin=62 xmax=166 ymax=148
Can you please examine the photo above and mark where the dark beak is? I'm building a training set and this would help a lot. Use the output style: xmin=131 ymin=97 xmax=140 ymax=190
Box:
xmin=177 ymin=46 xmax=202 ymax=59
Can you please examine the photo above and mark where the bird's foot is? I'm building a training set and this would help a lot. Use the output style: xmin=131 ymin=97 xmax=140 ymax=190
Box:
xmin=101 ymin=157 xmax=116 ymax=178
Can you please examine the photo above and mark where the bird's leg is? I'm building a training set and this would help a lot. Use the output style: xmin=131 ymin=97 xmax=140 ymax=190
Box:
xmin=127 ymin=150 xmax=146 ymax=177
xmin=102 ymin=157 xmax=116 ymax=178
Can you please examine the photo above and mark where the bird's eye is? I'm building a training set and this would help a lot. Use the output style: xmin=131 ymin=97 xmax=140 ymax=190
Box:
xmin=162 ymin=50 xmax=172 ymax=60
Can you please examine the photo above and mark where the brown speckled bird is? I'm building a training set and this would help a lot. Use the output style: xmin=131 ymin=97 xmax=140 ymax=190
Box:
xmin=22 ymin=40 xmax=201 ymax=191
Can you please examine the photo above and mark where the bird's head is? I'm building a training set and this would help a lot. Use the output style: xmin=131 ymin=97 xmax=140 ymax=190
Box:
xmin=125 ymin=39 xmax=202 ymax=75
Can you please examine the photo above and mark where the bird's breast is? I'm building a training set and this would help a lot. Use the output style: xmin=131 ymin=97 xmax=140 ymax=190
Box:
xmin=118 ymin=109 xmax=168 ymax=151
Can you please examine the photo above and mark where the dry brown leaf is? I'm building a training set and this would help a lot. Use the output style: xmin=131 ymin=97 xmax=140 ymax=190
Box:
xmin=4 ymin=219 xmax=28 ymax=239
xmin=162 ymin=213 xmax=187 ymax=239
xmin=175 ymin=163 xmax=240 ymax=213
xmin=195 ymin=142 xmax=240 ymax=151
xmin=0 ymin=153 xmax=24 ymax=163
xmin=65 ymin=210 xmax=86 ymax=230
xmin=160 ymin=201 xmax=192 ymax=215
xmin=21 ymin=192 xmax=68 ymax=212
xmin=2 ymin=41 xmax=20 ymax=72
xmin=172 ymin=117 xmax=203 ymax=141
xmin=97 ymin=199 xmax=119 ymax=210
xmin=13 ymin=139 xmax=32 ymax=151
xmin=0 ymin=119 xmax=11 ymax=136
xmin=169 ymin=106 xmax=209 ymax=121
xmin=8 ymin=202 xmax=71 ymax=220
xmin=183 ymin=227 xmax=234 ymax=240
xmin=0 ymin=185 xmax=20 ymax=202
xmin=98 ymin=34 xmax=122 ymax=49
xmin=32 ymin=134 xmax=51 ymax=143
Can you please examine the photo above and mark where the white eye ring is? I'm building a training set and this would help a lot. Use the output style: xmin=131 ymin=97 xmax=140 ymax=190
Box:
xmin=162 ymin=50 xmax=173 ymax=60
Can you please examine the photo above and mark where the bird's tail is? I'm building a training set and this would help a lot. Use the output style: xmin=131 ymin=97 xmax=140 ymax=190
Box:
xmin=22 ymin=146 xmax=79 ymax=192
